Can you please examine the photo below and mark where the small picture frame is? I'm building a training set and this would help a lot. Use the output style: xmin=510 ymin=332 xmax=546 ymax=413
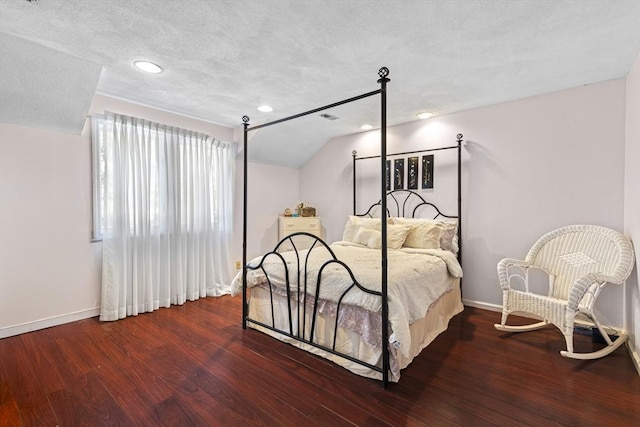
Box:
xmin=407 ymin=156 xmax=418 ymax=190
xmin=394 ymin=158 xmax=404 ymax=190
xmin=422 ymin=154 xmax=434 ymax=189
xmin=386 ymin=160 xmax=391 ymax=191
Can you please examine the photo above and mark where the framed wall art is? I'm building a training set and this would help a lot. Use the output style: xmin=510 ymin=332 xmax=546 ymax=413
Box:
xmin=386 ymin=160 xmax=391 ymax=191
xmin=422 ymin=154 xmax=434 ymax=189
xmin=407 ymin=156 xmax=418 ymax=189
xmin=394 ymin=158 xmax=404 ymax=190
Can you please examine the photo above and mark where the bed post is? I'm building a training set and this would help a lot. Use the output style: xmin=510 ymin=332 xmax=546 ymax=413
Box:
xmin=378 ymin=66 xmax=390 ymax=389
xmin=242 ymin=116 xmax=250 ymax=329
xmin=456 ymin=133 xmax=463 ymax=266
xmin=352 ymin=150 xmax=357 ymax=215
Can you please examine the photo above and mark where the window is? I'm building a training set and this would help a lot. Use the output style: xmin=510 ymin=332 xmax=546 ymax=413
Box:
xmin=93 ymin=111 xmax=237 ymax=319
xmin=91 ymin=115 xmax=106 ymax=241
xmin=91 ymin=113 xmax=235 ymax=241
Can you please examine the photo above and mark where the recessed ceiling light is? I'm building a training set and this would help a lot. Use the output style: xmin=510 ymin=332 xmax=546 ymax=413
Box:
xmin=134 ymin=61 xmax=163 ymax=74
xmin=257 ymin=105 xmax=273 ymax=112
xmin=416 ymin=112 xmax=433 ymax=119
xmin=360 ymin=124 xmax=373 ymax=130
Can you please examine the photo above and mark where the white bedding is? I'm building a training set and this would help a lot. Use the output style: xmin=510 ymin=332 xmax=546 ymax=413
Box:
xmin=231 ymin=241 xmax=463 ymax=358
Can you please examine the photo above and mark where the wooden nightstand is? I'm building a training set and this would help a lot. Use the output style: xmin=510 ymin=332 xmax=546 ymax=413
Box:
xmin=278 ymin=217 xmax=322 ymax=250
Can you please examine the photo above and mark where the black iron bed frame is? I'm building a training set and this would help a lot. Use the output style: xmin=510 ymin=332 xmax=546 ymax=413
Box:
xmin=241 ymin=68 xmax=463 ymax=388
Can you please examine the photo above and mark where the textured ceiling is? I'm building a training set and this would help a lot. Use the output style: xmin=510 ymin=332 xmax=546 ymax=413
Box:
xmin=0 ymin=32 xmax=102 ymax=134
xmin=1 ymin=0 xmax=639 ymax=167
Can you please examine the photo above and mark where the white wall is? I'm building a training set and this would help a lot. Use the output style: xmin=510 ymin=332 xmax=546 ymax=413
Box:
xmin=0 ymin=94 xmax=233 ymax=337
xmin=232 ymin=158 xmax=300 ymax=263
xmin=624 ymin=50 xmax=640 ymax=371
xmin=301 ymin=79 xmax=628 ymax=327
xmin=0 ymin=122 xmax=101 ymax=335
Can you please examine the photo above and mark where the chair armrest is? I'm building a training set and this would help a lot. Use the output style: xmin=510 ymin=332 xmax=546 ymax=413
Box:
xmin=567 ymin=273 xmax=622 ymax=310
xmin=497 ymin=258 xmax=532 ymax=290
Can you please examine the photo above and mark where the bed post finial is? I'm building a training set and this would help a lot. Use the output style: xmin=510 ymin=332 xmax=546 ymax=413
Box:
xmin=352 ymin=150 xmax=357 ymax=157
xmin=242 ymin=115 xmax=250 ymax=124
xmin=377 ymin=67 xmax=390 ymax=83
xmin=457 ymin=133 xmax=463 ymax=142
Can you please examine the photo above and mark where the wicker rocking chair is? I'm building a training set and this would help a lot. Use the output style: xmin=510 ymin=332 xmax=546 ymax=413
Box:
xmin=494 ymin=225 xmax=635 ymax=360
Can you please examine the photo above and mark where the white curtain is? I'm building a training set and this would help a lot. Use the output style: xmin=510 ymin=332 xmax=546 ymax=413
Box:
xmin=98 ymin=112 xmax=235 ymax=321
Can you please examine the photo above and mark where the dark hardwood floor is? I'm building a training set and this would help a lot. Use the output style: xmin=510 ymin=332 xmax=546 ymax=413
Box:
xmin=1 ymin=295 xmax=638 ymax=427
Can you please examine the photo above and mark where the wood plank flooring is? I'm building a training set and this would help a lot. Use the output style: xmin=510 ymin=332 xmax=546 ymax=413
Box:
xmin=1 ymin=295 xmax=638 ymax=426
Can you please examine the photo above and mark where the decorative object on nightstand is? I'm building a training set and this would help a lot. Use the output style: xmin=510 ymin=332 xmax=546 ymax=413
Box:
xmin=302 ymin=206 xmax=316 ymax=217
xmin=294 ymin=202 xmax=316 ymax=217
xmin=283 ymin=208 xmax=292 ymax=217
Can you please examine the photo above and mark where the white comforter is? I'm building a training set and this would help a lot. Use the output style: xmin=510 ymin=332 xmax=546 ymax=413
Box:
xmin=231 ymin=241 xmax=463 ymax=358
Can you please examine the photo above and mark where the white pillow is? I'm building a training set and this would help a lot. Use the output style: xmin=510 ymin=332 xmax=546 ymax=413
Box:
xmin=353 ymin=227 xmax=382 ymax=249
xmin=386 ymin=223 xmax=412 ymax=250
xmin=437 ymin=220 xmax=459 ymax=253
xmin=405 ymin=221 xmax=442 ymax=249
xmin=390 ymin=217 xmax=459 ymax=253
xmin=352 ymin=223 xmax=411 ymax=250
xmin=342 ymin=216 xmax=381 ymax=242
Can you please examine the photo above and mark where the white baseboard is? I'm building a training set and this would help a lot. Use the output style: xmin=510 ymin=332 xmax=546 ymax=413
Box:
xmin=627 ymin=339 xmax=640 ymax=376
xmin=462 ymin=299 xmax=502 ymax=312
xmin=0 ymin=307 xmax=100 ymax=339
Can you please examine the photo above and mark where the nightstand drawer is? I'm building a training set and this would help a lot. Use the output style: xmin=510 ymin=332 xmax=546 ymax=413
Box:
xmin=279 ymin=217 xmax=322 ymax=239
xmin=281 ymin=218 xmax=320 ymax=231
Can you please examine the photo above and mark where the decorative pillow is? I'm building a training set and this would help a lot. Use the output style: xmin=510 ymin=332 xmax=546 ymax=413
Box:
xmin=390 ymin=217 xmax=459 ymax=253
xmin=405 ymin=221 xmax=442 ymax=249
xmin=353 ymin=227 xmax=382 ymax=249
xmin=352 ymin=223 xmax=411 ymax=250
xmin=342 ymin=216 xmax=381 ymax=242
xmin=385 ymin=223 xmax=412 ymax=250
xmin=437 ymin=220 xmax=459 ymax=253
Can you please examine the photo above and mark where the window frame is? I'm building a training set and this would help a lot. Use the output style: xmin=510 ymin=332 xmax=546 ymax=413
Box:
xmin=91 ymin=115 xmax=104 ymax=242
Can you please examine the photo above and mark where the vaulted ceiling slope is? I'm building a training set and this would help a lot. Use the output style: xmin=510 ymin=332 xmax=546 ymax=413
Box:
xmin=1 ymin=0 xmax=639 ymax=167
xmin=0 ymin=32 xmax=102 ymax=134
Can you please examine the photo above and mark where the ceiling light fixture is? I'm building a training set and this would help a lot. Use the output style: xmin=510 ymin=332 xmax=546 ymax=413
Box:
xmin=134 ymin=61 xmax=163 ymax=74
xmin=360 ymin=124 xmax=373 ymax=131
xmin=416 ymin=112 xmax=433 ymax=120
xmin=257 ymin=105 xmax=273 ymax=112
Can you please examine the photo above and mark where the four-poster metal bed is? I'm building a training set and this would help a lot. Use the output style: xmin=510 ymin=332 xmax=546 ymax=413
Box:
xmin=239 ymin=68 xmax=463 ymax=388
